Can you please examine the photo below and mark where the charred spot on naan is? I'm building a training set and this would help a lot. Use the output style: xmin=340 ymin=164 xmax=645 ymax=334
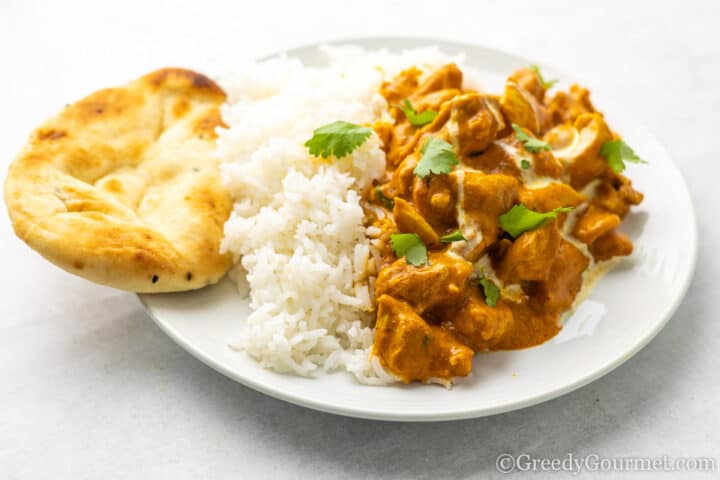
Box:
xmin=36 ymin=128 xmax=67 ymax=141
xmin=193 ymin=107 xmax=226 ymax=139
xmin=144 ymin=68 xmax=225 ymax=98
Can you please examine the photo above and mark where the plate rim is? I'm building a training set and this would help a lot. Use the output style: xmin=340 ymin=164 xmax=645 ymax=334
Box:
xmin=139 ymin=37 xmax=699 ymax=421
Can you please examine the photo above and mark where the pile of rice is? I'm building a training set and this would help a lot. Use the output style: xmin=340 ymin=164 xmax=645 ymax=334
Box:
xmin=214 ymin=46 xmax=470 ymax=384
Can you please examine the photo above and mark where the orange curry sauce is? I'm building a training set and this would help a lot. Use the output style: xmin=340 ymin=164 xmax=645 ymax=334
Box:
xmin=366 ymin=64 xmax=643 ymax=384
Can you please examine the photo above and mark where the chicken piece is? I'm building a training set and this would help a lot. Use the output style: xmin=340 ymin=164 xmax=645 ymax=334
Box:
xmin=593 ymin=176 xmax=644 ymax=218
xmin=547 ymin=113 xmax=613 ymax=189
xmin=496 ymin=221 xmax=561 ymax=284
xmin=465 ymin=133 xmax=563 ymax=179
xmin=389 ymin=155 xmax=417 ymax=198
xmin=546 ymin=84 xmax=597 ymax=126
xmin=500 ymin=81 xmax=550 ymax=135
xmin=445 ymin=288 xmax=515 ymax=351
xmin=572 ymin=205 xmax=621 ymax=244
xmin=412 ymin=173 xmax=457 ymax=231
xmin=380 ymin=67 xmax=451 ymax=167
xmin=442 ymin=93 xmax=505 ymax=156
xmin=392 ymin=197 xmax=439 ymax=245
xmin=410 ymin=88 xmax=461 ymax=113
xmin=567 ymin=114 xmax=613 ymax=189
xmin=543 ymin=123 xmax=577 ymax=151
xmin=508 ymin=67 xmax=546 ymax=102
xmin=463 ymin=141 xmax=522 ymax=178
xmin=380 ymin=67 xmax=422 ymax=106
xmin=414 ymin=63 xmax=463 ymax=96
xmin=531 ymin=150 xmax=565 ymax=179
xmin=386 ymin=122 xmax=417 ymax=167
xmin=615 ymin=176 xmax=644 ymax=207
xmin=453 ymin=171 xmax=520 ymax=261
xmin=386 ymin=100 xmax=451 ymax=168
xmin=506 ymin=126 xmax=564 ymax=178
xmin=374 ymin=252 xmax=473 ymax=314
xmin=372 ymin=121 xmax=394 ymax=154
xmin=589 ymin=229 xmax=633 ymax=261
xmin=373 ymin=295 xmax=474 ymax=383
xmin=383 ymin=65 xmax=466 ymax=167
xmin=519 ymin=183 xmax=586 ymax=214
xmin=531 ymin=239 xmax=590 ymax=312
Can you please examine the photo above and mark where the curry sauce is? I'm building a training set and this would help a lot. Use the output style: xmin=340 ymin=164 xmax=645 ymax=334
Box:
xmin=366 ymin=64 xmax=643 ymax=384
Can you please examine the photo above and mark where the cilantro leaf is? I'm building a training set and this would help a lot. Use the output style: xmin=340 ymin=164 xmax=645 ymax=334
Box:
xmin=520 ymin=159 xmax=531 ymax=170
xmin=599 ymin=140 xmax=647 ymax=174
xmin=478 ymin=277 xmax=500 ymax=307
xmin=512 ymin=123 xmax=552 ymax=153
xmin=440 ymin=230 xmax=466 ymax=243
xmin=305 ymin=121 xmax=372 ymax=159
xmin=499 ymin=203 xmax=574 ymax=238
xmin=413 ymin=137 xmax=459 ymax=178
xmin=396 ymin=99 xmax=438 ymax=127
xmin=390 ymin=233 xmax=428 ymax=266
xmin=374 ymin=187 xmax=394 ymax=209
xmin=530 ymin=65 xmax=558 ymax=89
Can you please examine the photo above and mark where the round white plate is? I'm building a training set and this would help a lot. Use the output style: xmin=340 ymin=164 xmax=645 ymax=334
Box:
xmin=139 ymin=38 xmax=697 ymax=421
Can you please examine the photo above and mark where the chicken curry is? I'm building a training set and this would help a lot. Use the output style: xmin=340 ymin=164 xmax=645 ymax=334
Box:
xmin=365 ymin=64 xmax=644 ymax=384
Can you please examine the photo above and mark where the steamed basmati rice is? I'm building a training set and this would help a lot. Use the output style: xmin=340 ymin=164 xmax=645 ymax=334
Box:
xmin=215 ymin=46 xmax=465 ymax=383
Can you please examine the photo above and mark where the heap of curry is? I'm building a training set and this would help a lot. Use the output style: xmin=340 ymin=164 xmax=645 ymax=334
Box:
xmin=366 ymin=64 xmax=643 ymax=383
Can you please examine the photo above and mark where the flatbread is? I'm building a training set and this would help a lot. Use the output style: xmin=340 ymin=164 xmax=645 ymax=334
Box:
xmin=4 ymin=68 xmax=233 ymax=292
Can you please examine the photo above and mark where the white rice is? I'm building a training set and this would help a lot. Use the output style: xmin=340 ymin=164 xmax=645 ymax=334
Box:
xmin=214 ymin=46 xmax=464 ymax=384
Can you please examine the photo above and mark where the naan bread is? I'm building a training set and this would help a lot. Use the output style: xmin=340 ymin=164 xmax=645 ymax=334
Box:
xmin=4 ymin=68 xmax=233 ymax=292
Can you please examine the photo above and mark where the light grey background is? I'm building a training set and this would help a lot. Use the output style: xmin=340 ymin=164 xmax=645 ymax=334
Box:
xmin=1 ymin=1 xmax=718 ymax=478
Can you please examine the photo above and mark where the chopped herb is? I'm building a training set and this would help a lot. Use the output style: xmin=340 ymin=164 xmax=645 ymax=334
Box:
xmin=440 ymin=230 xmax=466 ymax=243
xmin=530 ymin=64 xmax=558 ymax=89
xmin=390 ymin=233 xmax=428 ymax=266
xmin=413 ymin=137 xmax=459 ymax=178
xmin=305 ymin=121 xmax=372 ymax=159
xmin=374 ymin=187 xmax=394 ymax=209
xmin=521 ymin=159 xmax=531 ymax=170
xmin=478 ymin=277 xmax=500 ymax=307
xmin=512 ymin=124 xmax=552 ymax=153
xmin=499 ymin=203 xmax=574 ymax=238
xmin=600 ymin=140 xmax=647 ymax=174
xmin=422 ymin=334 xmax=430 ymax=347
xmin=396 ymin=99 xmax=438 ymax=127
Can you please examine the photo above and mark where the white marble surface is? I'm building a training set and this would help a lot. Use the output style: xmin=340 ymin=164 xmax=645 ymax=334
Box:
xmin=1 ymin=0 xmax=718 ymax=478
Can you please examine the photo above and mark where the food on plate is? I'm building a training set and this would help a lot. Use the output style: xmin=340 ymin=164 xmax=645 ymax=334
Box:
xmin=216 ymin=47 xmax=644 ymax=385
xmin=4 ymin=68 xmax=232 ymax=292
xmin=5 ymin=47 xmax=645 ymax=386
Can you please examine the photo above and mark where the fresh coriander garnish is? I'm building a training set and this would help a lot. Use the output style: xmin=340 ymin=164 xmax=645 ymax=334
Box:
xmin=520 ymin=159 xmax=531 ymax=170
xmin=413 ymin=137 xmax=459 ymax=178
xmin=529 ymin=65 xmax=558 ymax=89
xmin=390 ymin=233 xmax=428 ymax=266
xmin=396 ymin=99 xmax=438 ymax=127
xmin=440 ymin=230 xmax=466 ymax=243
xmin=512 ymin=124 xmax=552 ymax=153
xmin=478 ymin=277 xmax=500 ymax=307
xmin=499 ymin=203 xmax=573 ymax=238
xmin=599 ymin=140 xmax=646 ymax=174
xmin=374 ymin=187 xmax=394 ymax=209
xmin=305 ymin=121 xmax=372 ymax=159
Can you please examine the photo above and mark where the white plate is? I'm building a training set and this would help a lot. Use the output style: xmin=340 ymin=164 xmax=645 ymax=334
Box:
xmin=139 ymin=38 xmax=697 ymax=421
